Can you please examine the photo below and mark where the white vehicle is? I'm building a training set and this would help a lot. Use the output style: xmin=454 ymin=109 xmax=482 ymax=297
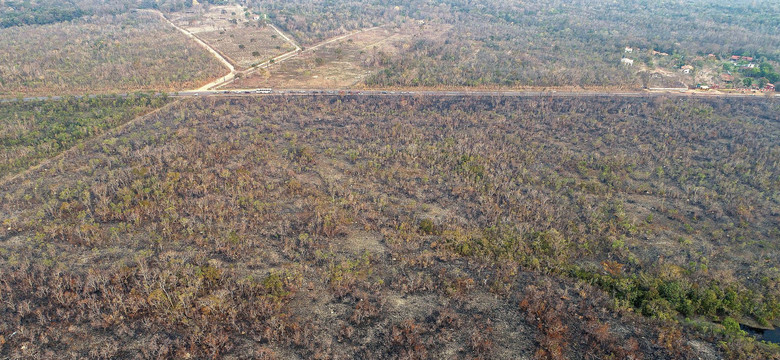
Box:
xmin=254 ymin=88 xmax=273 ymax=94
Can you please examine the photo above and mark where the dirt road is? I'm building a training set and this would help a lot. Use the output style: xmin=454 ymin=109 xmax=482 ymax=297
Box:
xmin=212 ymin=24 xmax=303 ymax=89
xmin=216 ymin=25 xmax=384 ymax=89
xmin=144 ymin=9 xmax=236 ymax=91
xmin=269 ymin=24 xmax=301 ymax=52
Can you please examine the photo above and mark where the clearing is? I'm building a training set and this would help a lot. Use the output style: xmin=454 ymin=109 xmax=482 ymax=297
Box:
xmin=226 ymin=22 xmax=451 ymax=89
xmin=168 ymin=5 xmax=296 ymax=70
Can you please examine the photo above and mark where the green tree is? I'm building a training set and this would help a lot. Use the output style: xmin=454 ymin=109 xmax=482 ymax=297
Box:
xmin=757 ymin=77 xmax=769 ymax=89
xmin=722 ymin=317 xmax=746 ymax=336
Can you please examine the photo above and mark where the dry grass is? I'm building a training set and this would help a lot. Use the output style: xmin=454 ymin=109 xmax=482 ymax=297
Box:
xmin=3 ymin=96 xmax=776 ymax=358
xmin=0 ymin=11 xmax=224 ymax=97
xmin=170 ymin=5 xmax=294 ymax=70
xmin=227 ymin=23 xmax=450 ymax=89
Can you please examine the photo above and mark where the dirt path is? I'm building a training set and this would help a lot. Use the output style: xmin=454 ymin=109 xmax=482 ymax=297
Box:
xmin=214 ymin=48 xmax=301 ymax=89
xmin=144 ymin=10 xmax=236 ymax=91
xmin=146 ymin=10 xmax=378 ymax=91
xmin=306 ymin=26 xmax=384 ymax=52
xmin=217 ymin=25 xmax=385 ymax=89
xmin=269 ymin=24 xmax=301 ymax=52
xmin=200 ymin=23 xmax=303 ymax=90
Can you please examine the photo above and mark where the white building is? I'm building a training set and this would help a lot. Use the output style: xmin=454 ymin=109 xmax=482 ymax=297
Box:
xmin=621 ymin=58 xmax=634 ymax=66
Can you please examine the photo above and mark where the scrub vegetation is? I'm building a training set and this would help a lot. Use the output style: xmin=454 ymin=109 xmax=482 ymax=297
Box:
xmin=1 ymin=95 xmax=779 ymax=358
xmin=0 ymin=11 xmax=223 ymax=97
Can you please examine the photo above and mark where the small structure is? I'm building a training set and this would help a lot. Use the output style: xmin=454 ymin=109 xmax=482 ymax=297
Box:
xmin=625 ymin=47 xmax=634 ymax=53
xmin=731 ymin=55 xmax=741 ymax=61
xmin=681 ymin=65 xmax=694 ymax=74
xmin=720 ymin=74 xmax=734 ymax=82
xmin=708 ymin=54 xmax=717 ymax=59
xmin=765 ymin=84 xmax=775 ymax=92
xmin=621 ymin=58 xmax=634 ymax=66
xmin=743 ymin=56 xmax=754 ymax=62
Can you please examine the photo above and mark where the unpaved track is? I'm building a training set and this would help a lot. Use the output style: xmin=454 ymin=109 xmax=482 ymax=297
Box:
xmin=306 ymin=26 xmax=383 ymax=52
xmin=179 ymin=20 xmax=303 ymax=90
xmin=217 ymin=26 xmax=384 ymax=89
xmin=213 ymin=24 xmax=303 ymax=89
xmin=269 ymin=24 xmax=301 ymax=52
xmin=143 ymin=9 xmax=236 ymax=91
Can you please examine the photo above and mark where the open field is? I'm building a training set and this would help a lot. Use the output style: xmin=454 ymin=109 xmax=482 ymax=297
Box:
xmin=169 ymin=5 xmax=295 ymax=70
xmin=0 ymin=11 xmax=224 ymax=97
xmin=1 ymin=95 xmax=779 ymax=358
xmin=226 ymin=22 xmax=450 ymax=89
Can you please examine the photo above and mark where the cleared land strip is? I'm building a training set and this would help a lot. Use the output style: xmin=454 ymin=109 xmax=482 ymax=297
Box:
xmin=3 ymin=89 xmax=779 ymax=104
xmin=174 ymin=89 xmax=779 ymax=99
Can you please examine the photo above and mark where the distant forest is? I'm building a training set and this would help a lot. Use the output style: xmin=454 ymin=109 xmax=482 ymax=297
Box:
xmin=0 ymin=3 xmax=88 ymax=27
xmin=252 ymin=0 xmax=780 ymax=88
xmin=0 ymin=0 xmax=222 ymax=27
xmin=2 ymin=0 xmax=778 ymax=90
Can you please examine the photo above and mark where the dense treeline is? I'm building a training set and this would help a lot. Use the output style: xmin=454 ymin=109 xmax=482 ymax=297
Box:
xmin=1 ymin=95 xmax=778 ymax=358
xmin=0 ymin=0 xmax=217 ymax=26
xmin=743 ymin=63 xmax=780 ymax=84
xmin=0 ymin=0 xmax=161 ymax=27
xmin=0 ymin=3 xmax=90 ymax=28
xmin=0 ymin=93 xmax=169 ymax=178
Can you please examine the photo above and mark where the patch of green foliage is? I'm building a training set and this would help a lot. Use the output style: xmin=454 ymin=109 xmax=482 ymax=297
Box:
xmin=442 ymin=224 xmax=780 ymax=327
xmin=0 ymin=93 xmax=169 ymax=177
xmin=1 ymin=2 xmax=90 ymax=28
xmin=570 ymin=267 xmax=780 ymax=325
